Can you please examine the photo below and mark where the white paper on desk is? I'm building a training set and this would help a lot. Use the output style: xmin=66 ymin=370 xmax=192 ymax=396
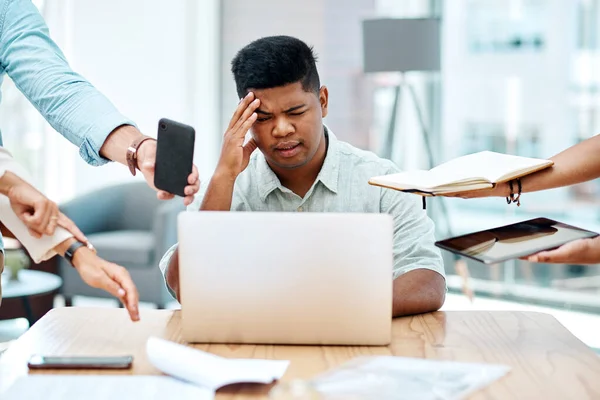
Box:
xmin=1 ymin=375 xmax=213 ymax=400
xmin=310 ymin=356 xmax=510 ymax=400
xmin=146 ymin=336 xmax=290 ymax=390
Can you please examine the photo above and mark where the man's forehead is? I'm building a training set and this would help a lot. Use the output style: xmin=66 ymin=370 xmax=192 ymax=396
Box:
xmin=251 ymin=84 xmax=314 ymax=111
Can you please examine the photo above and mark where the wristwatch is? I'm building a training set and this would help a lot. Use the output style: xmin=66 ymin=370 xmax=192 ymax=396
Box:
xmin=64 ymin=241 xmax=87 ymax=267
xmin=126 ymin=135 xmax=155 ymax=176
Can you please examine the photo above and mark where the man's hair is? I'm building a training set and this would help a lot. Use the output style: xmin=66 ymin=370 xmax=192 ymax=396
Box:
xmin=231 ymin=35 xmax=320 ymax=98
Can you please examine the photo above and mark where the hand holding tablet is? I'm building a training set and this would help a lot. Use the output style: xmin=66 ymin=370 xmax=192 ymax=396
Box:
xmin=435 ymin=218 xmax=599 ymax=265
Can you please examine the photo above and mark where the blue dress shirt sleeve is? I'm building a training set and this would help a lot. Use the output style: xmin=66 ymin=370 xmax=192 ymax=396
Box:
xmin=0 ymin=0 xmax=136 ymax=166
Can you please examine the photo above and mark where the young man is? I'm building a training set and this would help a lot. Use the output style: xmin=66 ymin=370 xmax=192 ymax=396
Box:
xmin=160 ymin=35 xmax=446 ymax=317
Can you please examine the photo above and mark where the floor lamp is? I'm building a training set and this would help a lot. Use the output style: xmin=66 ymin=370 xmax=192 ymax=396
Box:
xmin=362 ymin=18 xmax=473 ymax=299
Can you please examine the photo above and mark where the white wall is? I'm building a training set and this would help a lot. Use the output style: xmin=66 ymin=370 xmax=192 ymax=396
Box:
xmin=442 ymin=0 xmax=577 ymax=157
xmin=43 ymin=0 xmax=220 ymax=200
xmin=441 ymin=0 xmax=578 ymax=206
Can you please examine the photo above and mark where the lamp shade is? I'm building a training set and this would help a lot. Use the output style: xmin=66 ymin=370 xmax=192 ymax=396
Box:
xmin=362 ymin=18 xmax=441 ymax=73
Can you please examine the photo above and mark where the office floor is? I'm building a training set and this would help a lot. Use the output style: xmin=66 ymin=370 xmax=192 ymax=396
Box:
xmin=1 ymin=293 xmax=599 ymax=354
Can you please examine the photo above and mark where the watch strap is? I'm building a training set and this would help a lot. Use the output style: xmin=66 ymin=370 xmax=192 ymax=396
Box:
xmin=64 ymin=241 xmax=86 ymax=267
xmin=126 ymin=135 xmax=155 ymax=176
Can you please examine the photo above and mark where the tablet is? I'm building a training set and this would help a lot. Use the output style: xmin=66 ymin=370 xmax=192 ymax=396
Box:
xmin=435 ymin=217 xmax=599 ymax=265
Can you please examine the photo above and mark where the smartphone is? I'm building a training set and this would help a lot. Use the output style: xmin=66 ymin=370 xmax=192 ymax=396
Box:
xmin=154 ymin=118 xmax=196 ymax=197
xmin=27 ymin=355 xmax=133 ymax=370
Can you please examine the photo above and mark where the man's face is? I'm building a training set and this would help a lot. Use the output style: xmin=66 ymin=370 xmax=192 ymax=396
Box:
xmin=249 ymin=82 xmax=328 ymax=170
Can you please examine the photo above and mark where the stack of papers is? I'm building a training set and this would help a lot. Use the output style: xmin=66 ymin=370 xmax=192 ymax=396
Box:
xmin=310 ymin=356 xmax=510 ymax=400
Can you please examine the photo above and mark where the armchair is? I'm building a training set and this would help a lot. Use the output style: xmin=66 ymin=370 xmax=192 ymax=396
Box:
xmin=58 ymin=181 xmax=184 ymax=308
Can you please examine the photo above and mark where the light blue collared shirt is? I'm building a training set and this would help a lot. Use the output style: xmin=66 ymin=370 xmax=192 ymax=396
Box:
xmin=160 ymin=128 xmax=445 ymax=300
xmin=0 ymin=0 xmax=135 ymax=253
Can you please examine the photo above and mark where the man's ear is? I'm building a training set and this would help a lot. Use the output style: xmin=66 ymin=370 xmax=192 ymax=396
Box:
xmin=319 ymin=86 xmax=329 ymax=118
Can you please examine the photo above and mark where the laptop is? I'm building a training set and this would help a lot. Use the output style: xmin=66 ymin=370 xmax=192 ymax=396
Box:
xmin=435 ymin=217 xmax=599 ymax=265
xmin=177 ymin=212 xmax=393 ymax=345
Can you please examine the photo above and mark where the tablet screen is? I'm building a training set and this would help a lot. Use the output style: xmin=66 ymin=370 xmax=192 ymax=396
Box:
xmin=435 ymin=217 xmax=598 ymax=264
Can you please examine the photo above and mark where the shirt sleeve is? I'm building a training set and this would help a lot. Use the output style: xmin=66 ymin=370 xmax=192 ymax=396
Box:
xmin=0 ymin=146 xmax=73 ymax=263
xmin=379 ymin=167 xmax=446 ymax=281
xmin=158 ymin=243 xmax=178 ymax=300
xmin=0 ymin=0 xmax=136 ymax=166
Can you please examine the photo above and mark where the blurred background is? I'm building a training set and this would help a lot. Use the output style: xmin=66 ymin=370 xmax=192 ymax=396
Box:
xmin=1 ymin=0 xmax=600 ymax=350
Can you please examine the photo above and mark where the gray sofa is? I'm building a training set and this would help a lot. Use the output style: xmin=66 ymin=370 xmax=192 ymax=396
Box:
xmin=58 ymin=181 xmax=184 ymax=308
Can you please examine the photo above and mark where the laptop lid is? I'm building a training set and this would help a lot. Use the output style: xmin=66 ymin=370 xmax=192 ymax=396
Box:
xmin=178 ymin=212 xmax=393 ymax=345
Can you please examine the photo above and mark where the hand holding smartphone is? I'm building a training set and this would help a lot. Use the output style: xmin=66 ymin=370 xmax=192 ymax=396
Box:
xmin=27 ymin=355 xmax=133 ymax=370
xmin=154 ymin=118 xmax=196 ymax=197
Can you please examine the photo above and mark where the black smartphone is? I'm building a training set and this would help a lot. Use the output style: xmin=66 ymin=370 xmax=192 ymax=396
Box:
xmin=154 ymin=118 xmax=196 ymax=197
xmin=27 ymin=355 xmax=133 ymax=369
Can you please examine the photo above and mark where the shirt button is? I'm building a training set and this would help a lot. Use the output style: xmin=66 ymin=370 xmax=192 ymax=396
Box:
xmin=297 ymin=206 xmax=304 ymax=212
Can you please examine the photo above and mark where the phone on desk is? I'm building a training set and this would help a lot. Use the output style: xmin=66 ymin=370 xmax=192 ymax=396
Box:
xmin=27 ymin=355 xmax=133 ymax=370
xmin=154 ymin=118 xmax=196 ymax=197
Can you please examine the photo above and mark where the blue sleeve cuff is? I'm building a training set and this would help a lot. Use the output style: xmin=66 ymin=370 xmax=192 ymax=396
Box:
xmin=77 ymin=110 xmax=138 ymax=167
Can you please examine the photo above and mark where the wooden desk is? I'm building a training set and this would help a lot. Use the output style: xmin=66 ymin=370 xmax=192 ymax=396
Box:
xmin=1 ymin=308 xmax=599 ymax=399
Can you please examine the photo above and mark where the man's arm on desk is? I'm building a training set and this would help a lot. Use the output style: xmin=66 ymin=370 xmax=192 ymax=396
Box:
xmin=392 ymin=269 xmax=446 ymax=317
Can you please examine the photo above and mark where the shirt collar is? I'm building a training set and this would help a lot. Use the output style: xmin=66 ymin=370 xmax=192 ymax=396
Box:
xmin=256 ymin=124 xmax=340 ymax=202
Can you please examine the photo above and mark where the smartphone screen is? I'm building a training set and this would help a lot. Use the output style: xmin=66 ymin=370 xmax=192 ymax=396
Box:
xmin=27 ymin=355 xmax=133 ymax=369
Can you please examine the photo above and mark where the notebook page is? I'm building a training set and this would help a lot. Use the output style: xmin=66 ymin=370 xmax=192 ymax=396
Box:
xmin=146 ymin=337 xmax=290 ymax=390
xmin=431 ymin=151 xmax=551 ymax=183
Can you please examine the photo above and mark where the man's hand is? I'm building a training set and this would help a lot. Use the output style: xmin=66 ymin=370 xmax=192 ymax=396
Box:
xmin=70 ymin=245 xmax=140 ymax=321
xmin=198 ymin=93 xmax=260 ymax=212
xmin=99 ymin=125 xmax=200 ymax=207
xmin=1 ymin=172 xmax=87 ymax=242
xmin=6 ymin=174 xmax=58 ymax=237
xmin=524 ymin=236 xmax=600 ymax=264
xmin=136 ymin=140 xmax=200 ymax=206
xmin=215 ymin=92 xmax=260 ymax=179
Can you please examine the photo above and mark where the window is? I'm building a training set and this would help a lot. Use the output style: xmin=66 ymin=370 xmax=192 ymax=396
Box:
xmin=371 ymin=0 xmax=600 ymax=350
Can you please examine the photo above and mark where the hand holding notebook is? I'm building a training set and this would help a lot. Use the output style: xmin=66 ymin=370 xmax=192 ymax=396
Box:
xmin=368 ymin=151 xmax=553 ymax=196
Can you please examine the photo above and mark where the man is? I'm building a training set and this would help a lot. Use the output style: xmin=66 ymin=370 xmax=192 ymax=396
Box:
xmin=0 ymin=0 xmax=200 ymax=256
xmin=161 ymin=35 xmax=445 ymax=317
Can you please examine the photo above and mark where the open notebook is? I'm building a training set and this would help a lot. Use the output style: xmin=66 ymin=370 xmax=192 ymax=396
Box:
xmin=368 ymin=151 xmax=553 ymax=196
